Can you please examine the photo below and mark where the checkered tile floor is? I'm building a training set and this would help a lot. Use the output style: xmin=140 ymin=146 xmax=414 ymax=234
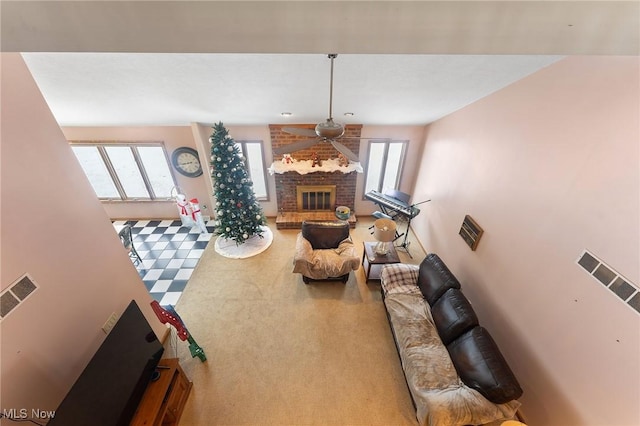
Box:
xmin=113 ymin=219 xmax=214 ymax=306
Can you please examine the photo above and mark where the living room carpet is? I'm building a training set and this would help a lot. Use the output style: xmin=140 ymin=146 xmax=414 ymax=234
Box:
xmin=172 ymin=217 xmax=426 ymax=426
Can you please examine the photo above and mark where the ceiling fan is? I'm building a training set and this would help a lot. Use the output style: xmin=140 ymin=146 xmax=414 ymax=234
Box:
xmin=272 ymin=54 xmax=361 ymax=162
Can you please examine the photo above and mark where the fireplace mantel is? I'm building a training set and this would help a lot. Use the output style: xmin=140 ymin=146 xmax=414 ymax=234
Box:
xmin=268 ymin=158 xmax=363 ymax=175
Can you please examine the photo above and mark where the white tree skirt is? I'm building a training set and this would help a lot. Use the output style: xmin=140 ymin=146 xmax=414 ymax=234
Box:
xmin=214 ymin=226 xmax=273 ymax=259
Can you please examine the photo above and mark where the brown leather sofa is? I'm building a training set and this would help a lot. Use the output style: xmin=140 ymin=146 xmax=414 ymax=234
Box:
xmin=293 ymin=221 xmax=360 ymax=283
xmin=381 ymin=253 xmax=523 ymax=426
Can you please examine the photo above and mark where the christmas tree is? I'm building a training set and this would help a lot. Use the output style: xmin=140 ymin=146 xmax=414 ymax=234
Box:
xmin=210 ymin=122 xmax=266 ymax=244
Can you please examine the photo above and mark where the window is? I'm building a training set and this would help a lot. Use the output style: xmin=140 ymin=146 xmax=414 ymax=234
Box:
xmin=234 ymin=140 xmax=269 ymax=200
xmin=70 ymin=142 xmax=176 ymax=201
xmin=363 ymin=140 xmax=408 ymax=196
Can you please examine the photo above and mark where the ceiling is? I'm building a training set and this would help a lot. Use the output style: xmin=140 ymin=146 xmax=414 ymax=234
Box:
xmin=5 ymin=1 xmax=638 ymax=127
xmin=21 ymin=53 xmax=563 ymax=126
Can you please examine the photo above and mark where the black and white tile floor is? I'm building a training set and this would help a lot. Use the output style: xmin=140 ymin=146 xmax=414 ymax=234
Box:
xmin=113 ymin=219 xmax=214 ymax=306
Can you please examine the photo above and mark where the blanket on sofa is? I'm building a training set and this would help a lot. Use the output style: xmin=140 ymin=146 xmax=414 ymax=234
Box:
xmin=382 ymin=259 xmax=522 ymax=426
xmin=385 ymin=292 xmax=521 ymax=426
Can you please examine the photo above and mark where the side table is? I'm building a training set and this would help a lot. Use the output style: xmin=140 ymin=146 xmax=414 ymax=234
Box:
xmin=362 ymin=241 xmax=401 ymax=281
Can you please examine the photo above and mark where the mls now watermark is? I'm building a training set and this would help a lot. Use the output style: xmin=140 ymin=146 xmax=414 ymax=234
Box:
xmin=2 ymin=408 xmax=56 ymax=419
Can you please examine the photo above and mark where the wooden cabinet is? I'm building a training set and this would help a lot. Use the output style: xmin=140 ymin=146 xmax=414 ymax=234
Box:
xmin=131 ymin=358 xmax=192 ymax=426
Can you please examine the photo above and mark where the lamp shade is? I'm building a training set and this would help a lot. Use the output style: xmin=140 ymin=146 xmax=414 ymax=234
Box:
xmin=373 ymin=218 xmax=396 ymax=243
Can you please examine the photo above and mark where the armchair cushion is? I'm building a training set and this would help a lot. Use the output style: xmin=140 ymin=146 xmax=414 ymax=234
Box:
xmin=293 ymin=221 xmax=360 ymax=280
xmin=301 ymin=221 xmax=350 ymax=249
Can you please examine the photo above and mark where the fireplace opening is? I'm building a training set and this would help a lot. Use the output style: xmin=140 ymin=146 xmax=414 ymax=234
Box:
xmin=297 ymin=185 xmax=336 ymax=211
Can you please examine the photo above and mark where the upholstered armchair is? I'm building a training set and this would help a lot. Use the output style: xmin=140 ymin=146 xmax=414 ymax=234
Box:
xmin=293 ymin=221 xmax=360 ymax=283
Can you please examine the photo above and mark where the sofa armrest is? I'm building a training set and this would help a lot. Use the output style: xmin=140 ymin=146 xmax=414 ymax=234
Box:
xmin=293 ymin=232 xmax=314 ymax=264
xmin=380 ymin=263 xmax=422 ymax=296
xmin=335 ymin=237 xmax=357 ymax=257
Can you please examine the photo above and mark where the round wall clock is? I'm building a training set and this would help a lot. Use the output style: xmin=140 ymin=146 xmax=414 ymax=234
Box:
xmin=171 ymin=147 xmax=203 ymax=178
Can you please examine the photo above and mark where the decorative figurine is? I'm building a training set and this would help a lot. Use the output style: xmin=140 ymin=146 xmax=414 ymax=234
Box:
xmin=311 ymin=152 xmax=322 ymax=167
xmin=150 ymin=301 xmax=207 ymax=362
xmin=337 ymin=153 xmax=349 ymax=167
xmin=281 ymin=153 xmax=294 ymax=164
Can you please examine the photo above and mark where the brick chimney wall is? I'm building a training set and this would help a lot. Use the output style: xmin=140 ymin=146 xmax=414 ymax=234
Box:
xmin=270 ymin=124 xmax=362 ymax=212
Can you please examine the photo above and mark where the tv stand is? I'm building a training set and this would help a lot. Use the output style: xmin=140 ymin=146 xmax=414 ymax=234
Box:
xmin=131 ymin=358 xmax=192 ymax=425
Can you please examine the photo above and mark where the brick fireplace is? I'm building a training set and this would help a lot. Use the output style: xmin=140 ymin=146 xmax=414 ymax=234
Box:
xmin=269 ymin=124 xmax=362 ymax=228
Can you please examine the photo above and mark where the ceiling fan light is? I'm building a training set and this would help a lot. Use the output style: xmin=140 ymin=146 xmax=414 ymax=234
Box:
xmin=315 ymin=119 xmax=344 ymax=138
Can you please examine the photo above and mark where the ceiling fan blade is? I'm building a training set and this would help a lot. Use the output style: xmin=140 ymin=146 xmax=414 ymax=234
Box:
xmin=340 ymin=137 xmax=392 ymax=142
xmin=281 ymin=127 xmax=318 ymax=137
xmin=272 ymin=138 xmax=321 ymax=156
xmin=330 ymin=140 xmax=359 ymax=162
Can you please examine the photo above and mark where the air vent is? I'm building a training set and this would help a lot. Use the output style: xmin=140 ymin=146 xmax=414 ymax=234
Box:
xmin=0 ymin=273 xmax=38 ymax=321
xmin=577 ymin=251 xmax=639 ymax=314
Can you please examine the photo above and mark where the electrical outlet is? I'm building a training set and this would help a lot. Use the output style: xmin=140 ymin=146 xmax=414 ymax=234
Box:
xmin=102 ymin=312 xmax=119 ymax=334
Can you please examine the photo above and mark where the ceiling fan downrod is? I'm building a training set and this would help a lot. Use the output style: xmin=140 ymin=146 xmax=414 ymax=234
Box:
xmin=328 ymin=53 xmax=337 ymax=121
xmin=315 ymin=53 xmax=344 ymax=139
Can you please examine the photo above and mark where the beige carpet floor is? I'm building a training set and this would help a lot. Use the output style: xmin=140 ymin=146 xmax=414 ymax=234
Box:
xmin=171 ymin=217 xmax=426 ymax=426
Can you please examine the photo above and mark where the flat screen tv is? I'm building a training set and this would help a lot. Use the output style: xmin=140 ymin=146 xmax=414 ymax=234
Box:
xmin=48 ymin=300 xmax=164 ymax=426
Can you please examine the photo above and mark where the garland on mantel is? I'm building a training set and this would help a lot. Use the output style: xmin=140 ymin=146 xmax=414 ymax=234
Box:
xmin=268 ymin=158 xmax=363 ymax=175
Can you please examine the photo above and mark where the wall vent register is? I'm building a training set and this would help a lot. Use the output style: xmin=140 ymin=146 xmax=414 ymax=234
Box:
xmin=459 ymin=215 xmax=484 ymax=251
xmin=0 ymin=273 xmax=38 ymax=321
xmin=577 ymin=250 xmax=639 ymax=314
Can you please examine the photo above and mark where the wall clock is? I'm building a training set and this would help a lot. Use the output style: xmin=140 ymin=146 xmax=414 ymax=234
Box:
xmin=171 ymin=147 xmax=203 ymax=178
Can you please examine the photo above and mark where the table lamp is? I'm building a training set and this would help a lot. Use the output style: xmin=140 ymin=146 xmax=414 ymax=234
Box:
xmin=373 ymin=218 xmax=397 ymax=255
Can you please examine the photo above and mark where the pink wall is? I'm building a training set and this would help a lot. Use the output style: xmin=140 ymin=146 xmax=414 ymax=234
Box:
xmin=411 ymin=56 xmax=640 ymax=425
xmin=1 ymin=54 xmax=167 ymax=411
xmin=61 ymin=125 xmax=212 ymax=220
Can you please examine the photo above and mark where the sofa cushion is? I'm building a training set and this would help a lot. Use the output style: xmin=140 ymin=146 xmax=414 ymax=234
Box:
xmin=301 ymin=221 xmax=350 ymax=250
xmin=417 ymin=253 xmax=461 ymax=305
xmin=431 ymin=288 xmax=479 ymax=345
xmin=447 ymin=327 xmax=523 ymax=404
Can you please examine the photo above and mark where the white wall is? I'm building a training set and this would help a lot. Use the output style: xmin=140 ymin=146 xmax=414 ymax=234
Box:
xmin=0 ymin=54 xmax=166 ymax=412
xmin=411 ymin=56 xmax=640 ymax=425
